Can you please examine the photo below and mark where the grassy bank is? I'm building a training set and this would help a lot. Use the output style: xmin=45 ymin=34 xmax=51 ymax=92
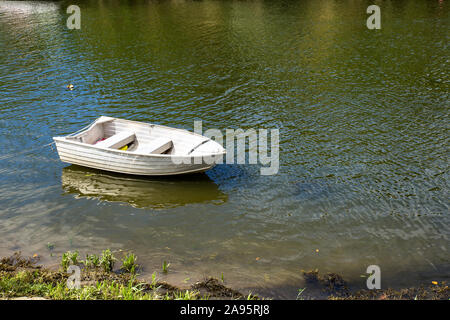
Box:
xmin=0 ymin=252 xmax=448 ymax=300
xmin=0 ymin=252 xmax=253 ymax=300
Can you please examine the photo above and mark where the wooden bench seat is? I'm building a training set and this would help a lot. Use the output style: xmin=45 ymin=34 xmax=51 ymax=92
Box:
xmin=95 ymin=131 xmax=136 ymax=149
xmin=138 ymin=137 xmax=173 ymax=154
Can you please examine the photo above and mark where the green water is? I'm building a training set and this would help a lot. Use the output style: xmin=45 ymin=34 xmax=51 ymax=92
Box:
xmin=0 ymin=0 xmax=448 ymax=298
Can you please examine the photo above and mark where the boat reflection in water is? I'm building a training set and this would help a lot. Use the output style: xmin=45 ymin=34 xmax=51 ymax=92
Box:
xmin=61 ymin=165 xmax=227 ymax=209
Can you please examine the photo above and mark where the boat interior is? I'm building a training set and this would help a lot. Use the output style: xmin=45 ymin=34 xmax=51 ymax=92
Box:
xmin=66 ymin=117 xmax=222 ymax=156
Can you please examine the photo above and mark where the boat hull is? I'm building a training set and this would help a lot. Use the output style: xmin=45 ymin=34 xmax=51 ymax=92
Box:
xmin=54 ymin=139 xmax=217 ymax=176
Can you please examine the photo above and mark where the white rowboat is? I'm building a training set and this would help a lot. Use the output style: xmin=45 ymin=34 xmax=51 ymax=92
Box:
xmin=53 ymin=116 xmax=226 ymax=175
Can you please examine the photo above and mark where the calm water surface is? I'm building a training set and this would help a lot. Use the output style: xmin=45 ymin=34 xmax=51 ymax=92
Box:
xmin=0 ymin=0 xmax=448 ymax=298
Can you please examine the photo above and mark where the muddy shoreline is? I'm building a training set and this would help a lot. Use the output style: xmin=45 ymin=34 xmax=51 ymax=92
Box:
xmin=0 ymin=252 xmax=448 ymax=300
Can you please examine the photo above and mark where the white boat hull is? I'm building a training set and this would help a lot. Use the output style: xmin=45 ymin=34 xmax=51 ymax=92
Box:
xmin=53 ymin=117 xmax=225 ymax=176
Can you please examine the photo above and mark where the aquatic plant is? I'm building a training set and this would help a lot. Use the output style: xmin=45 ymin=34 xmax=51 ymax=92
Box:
xmin=61 ymin=251 xmax=79 ymax=271
xmin=83 ymin=254 xmax=100 ymax=269
xmin=246 ymin=292 xmax=258 ymax=300
xmin=297 ymin=288 xmax=306 ymax=300
xmin=100 ymin=249 xmax=116 ymax=272
xmin=150 ymin=272 xmax=158 ymax=288
xmin=121 ymin=253 xmax=138 ymax=274
xmin=162 ymin=260 xmax=170 ymax=273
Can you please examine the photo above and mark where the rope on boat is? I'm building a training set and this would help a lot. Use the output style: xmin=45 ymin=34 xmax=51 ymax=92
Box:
xmin=0 ymin=121 xmax=93 ymax=161
xmin=0 ymin=141 xmax=56 ymax=161
xmin=67 ymin=122 xmax=93 ymax=137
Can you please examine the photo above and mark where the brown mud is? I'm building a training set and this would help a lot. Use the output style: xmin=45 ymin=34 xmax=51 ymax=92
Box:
xmin=301 ymin=269 xmax=449 ymax=300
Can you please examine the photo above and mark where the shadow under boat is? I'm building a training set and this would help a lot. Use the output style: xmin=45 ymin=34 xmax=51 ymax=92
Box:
xmin=61 ymin=165 xmax=228 ymax=209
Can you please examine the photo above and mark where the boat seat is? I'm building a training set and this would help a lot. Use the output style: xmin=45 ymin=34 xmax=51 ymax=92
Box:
xmin=139 ymin=137 xmax=173 ymax=154
xmin=95 ymin=131 xmax=136 ymax=149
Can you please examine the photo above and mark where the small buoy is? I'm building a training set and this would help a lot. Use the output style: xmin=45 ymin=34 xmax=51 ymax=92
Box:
xmin=67 ymin=84 xmax=74 ymax=90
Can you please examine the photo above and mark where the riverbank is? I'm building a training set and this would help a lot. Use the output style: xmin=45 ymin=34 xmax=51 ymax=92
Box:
xmin=0 ymin=252 xmax=250 ymax=300
xmin=0 ymin=252 xmax=448 ymax=300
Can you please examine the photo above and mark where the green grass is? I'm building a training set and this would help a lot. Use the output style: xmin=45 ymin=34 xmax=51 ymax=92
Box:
xmin=0 ymin=270 xmax=203 ymax=300
xmin=0 ymin=251 xmax=263 ymax=300
xmin=170 ymin=290 xmax=200 ymax=300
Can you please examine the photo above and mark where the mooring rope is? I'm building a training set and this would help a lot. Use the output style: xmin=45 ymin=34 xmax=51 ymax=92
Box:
xmin=67 ymin=123 xmax=93 ymax=137
xmin=0 ymin=141 xmax=56 ymax=161
xmin=0 ymin=121 xmax=94 ymax=161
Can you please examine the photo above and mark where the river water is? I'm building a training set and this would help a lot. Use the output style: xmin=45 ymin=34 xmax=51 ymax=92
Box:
xmin=0 ymin=0 xmax=448 ymax=298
